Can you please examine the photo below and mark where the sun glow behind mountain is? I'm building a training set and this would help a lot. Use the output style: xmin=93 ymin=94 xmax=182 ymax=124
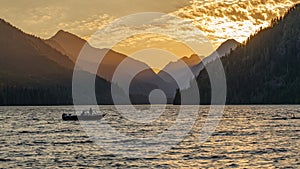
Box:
xmin=174 ymin=0 xmax=300 ymax=47
xmin=0 ymin=0 xmax=299 ymax=70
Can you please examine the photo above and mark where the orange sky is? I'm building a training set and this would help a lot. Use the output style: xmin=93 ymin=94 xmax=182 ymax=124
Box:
xmin=0 ymin=0 xmax=299 ymax=70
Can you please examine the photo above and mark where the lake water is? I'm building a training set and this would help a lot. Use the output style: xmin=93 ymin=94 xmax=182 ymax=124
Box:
xmin=1 ymin=105 xmax=299 ymax=168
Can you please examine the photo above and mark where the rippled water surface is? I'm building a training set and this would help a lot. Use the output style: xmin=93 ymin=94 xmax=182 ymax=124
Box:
xmin=1 ymin=105 xmax=299 ymax=168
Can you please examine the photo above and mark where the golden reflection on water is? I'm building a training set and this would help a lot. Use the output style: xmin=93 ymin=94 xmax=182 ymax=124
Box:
xmin=1 ymin=105 xmax=299 ymax=168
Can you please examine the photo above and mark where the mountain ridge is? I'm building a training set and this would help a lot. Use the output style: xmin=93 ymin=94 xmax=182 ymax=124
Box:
xmin=174 ymin=4 xmax=300 ymax=104
xmin=46 ymin=30 xmax=178 ymax=102
xmin=0 ymin=18 xmax=117 ymax=105
xmin=158 ymin=39 xmax=240 ymax=90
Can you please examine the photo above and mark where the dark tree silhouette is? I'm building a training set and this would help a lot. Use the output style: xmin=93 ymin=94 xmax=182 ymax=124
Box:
xmin=174 ymin=4 xmax=300 ymax=105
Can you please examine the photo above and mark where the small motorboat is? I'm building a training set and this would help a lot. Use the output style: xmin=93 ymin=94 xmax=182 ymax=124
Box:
xmin=62 ymin=113 xmax=106 ymax=121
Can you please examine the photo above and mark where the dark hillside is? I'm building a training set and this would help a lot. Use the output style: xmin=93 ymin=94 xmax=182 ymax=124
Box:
xmin=174 ymin=4 xmax=300 ymax=104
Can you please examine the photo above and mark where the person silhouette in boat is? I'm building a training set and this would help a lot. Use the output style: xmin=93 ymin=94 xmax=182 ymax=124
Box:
xmin=81 ymin=110 xmax=86 ymax=116
xmin=80 ymin=108 xmax=93 ymax=116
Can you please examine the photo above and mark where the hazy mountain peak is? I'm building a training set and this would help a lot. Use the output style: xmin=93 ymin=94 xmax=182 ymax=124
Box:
xmin=158 ymin=38 xmax=240 ymax=90
xmin=0 ymin=18 xmax=76 ymax=85
xmin=0 ymin=18 xmax=14 ymax=27
xmin=174 ymin=4 xmax=300 ymax=105
xmin=0 ymin=19 xmax=120 ymax=105
xmin=216 ymin=39 xmax=240 ymax=56
xmin=0 ymin=18 xmax=7 ymax=25
xmin=52 ymin=30 xmax=86 ymax=44
xmin=46 ymin=30 xmax=87 ymax=62
xmin=0 ymin=18 xmax=76 ymax=70
xmin=219 ymin=39 xmax=240 ymax=48
xmin=0 ymin=18 xmax=28 ymax=38
xmin=222 ymin=39 xmax=239 ymax=45
xmin=180 ymin=54 xmax=201 ymax=65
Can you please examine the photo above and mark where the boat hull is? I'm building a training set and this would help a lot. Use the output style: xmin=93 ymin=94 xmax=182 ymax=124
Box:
xmin=62 ymin=114 xmax=105 ymax=121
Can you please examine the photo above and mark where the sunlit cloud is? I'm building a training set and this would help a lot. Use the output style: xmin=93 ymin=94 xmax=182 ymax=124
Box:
xmin=0 ymin=0 xmax=189 ymax=38
xmin=0 ymin=0 xmax=299 ymax=69
xmin=57 ymin=14 xmax=114 ymax=38
xmin=87 ymin=13 xmax=214 ymax=60
xmin=173 ymin=0 xmax=300 ymax=47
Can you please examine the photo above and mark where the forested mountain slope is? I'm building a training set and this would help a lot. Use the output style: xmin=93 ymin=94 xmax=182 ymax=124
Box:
xmin=174 ymin=4 xmax=300 ymax=104
xmin=0 ymin=19 xmax=116 ymax=105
